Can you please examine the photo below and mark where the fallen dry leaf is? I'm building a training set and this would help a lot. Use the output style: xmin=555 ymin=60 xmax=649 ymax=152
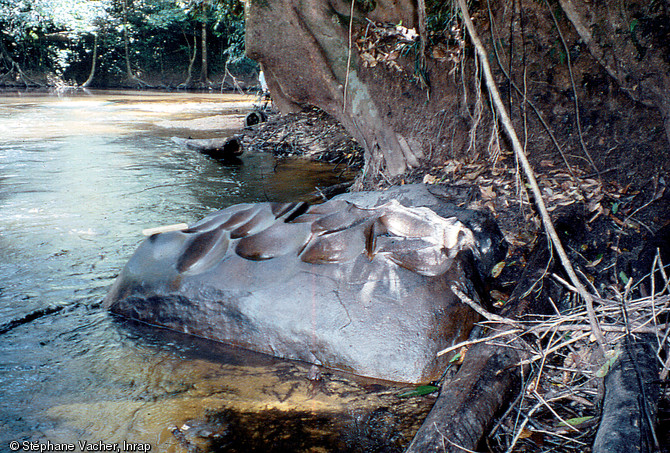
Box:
xmin=491 ymin=261 xmax=506 ymax=278
xmin=518 ymin=428 xmax=535 ymax=439
xmin=480 ymin=185 xmax=496 ymax=200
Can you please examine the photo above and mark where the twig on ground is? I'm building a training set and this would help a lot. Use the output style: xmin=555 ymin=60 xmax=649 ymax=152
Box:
xmin=437 ymin=328 xmax=523 ymax=357
xmin=484 ymin=266 xmax=669 ymax=450
xmin=470 ymin=269 xmax=668 ymax=452
xmin=450 ymin=284 xmax=520 ymax=327
xmin=517 ymin=331 xmax=591 ymax=368
xmin=533 ymin=390 xmax=581 ymax=432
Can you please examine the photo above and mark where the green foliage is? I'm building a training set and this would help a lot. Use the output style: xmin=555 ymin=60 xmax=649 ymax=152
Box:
xmin=0 ymin=0 xmax=111 ymax=43
xmin=211 ymin=0 xmax=247 ymax=63
xmin=144 ymin=0 xmax=189 ymax=29
xmin=397 ymin=385 xmax=439 ymax=398
xmin=0 ymin=0 xmax=249 ymax=85
xmin=558 ymin=415 xmax=594 ymax=427
xmin=426 ymin=0 xmax=459 ymax=35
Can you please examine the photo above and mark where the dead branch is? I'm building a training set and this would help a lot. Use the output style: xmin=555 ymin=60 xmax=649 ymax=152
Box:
xmin=406 ymin=342 xmax=523 ymax=453
xmin=437 ymin=328 xmax=523 ymax=357
xmin=450 ymin=284 xmax=520 ymax=327
xmin=592 ymin=336 xmax=660 ymax=453
xmin=489 ymin=267 xmax=667 ymax=450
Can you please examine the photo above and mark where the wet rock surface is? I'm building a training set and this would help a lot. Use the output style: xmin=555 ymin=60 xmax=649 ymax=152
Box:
xmin=105 ymin=185 xmax=506 ymax=383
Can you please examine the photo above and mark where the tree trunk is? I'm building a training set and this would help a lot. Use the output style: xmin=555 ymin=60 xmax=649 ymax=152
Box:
xmin=82 ymin=33 xmax=98 ymax=88
xmin=121 ymin=0 xmax=134 ymax=80
xmin=245 ymin=0 xmax=669 ymax=184
xmin=199 ymin=5 xmax=208 ymax=84
xmin=245 ymin=0 xmax=423 ymax=178
xmin=181 ymin=31 xmax=197 ymax=87
xmin=406 ymin=342 xmax=522 ymax=452
xmin=0 ymin=40 xmax=38 ymax=87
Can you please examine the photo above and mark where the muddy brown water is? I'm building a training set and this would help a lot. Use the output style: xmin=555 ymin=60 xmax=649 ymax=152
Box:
xmin=0 ymin=90 xmax=432 ymax=452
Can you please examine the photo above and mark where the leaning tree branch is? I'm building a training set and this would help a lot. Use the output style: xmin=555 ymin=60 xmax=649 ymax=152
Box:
xmin=82 ymin=33 xmax=98 ymax=88
xmin=455 ymin=0 xmax=606 ymax=353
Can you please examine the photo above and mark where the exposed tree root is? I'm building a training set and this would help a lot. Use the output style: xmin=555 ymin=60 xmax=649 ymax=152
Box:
xmin=555 ymin=0 xmax=670 ymax=146
xmin=406 ymin=342 xmax=523 ymax=452
xmin=82 ymin=33 xmax=98 ymax=88
xmin=543 ymin=0 xmax=599 ymax=177
xmin=455 ymin=0 xmax=606 ymax=352
xmin=593 ymin=335 xmax=660 ymax=453
xmin=0 ymin=41 xmax=41 ymax=88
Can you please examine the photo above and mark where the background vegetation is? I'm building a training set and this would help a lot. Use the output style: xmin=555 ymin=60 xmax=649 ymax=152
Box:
xmin=0 ymin=0 xmax=255 ymax=87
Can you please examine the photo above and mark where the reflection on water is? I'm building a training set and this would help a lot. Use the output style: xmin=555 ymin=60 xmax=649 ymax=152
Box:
xmin=0 ymin=90 xmax=430 ymax=452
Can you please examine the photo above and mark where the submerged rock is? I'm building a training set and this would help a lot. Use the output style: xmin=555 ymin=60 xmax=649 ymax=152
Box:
xmin=171 ymin=136 xmax=243 ymax=161
xmin=104 ymin=185 xmax=506 ymax=383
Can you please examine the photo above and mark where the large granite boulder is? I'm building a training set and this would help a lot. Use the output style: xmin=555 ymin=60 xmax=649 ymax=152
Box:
xmin=104 ymin=185 xmax=506 ymax=383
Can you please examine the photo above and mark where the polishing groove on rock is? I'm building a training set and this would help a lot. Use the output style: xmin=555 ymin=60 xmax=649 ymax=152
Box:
xmin=105 ymin=185 xmax=507 ymax=383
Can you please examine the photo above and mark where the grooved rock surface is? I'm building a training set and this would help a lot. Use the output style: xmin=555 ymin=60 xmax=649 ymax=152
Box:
xmin=105 ymin=186 xmax=506 ymax=383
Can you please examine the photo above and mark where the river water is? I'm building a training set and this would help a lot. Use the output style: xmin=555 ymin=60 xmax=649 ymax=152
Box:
xmin=0 ymin=91 xmax=431 ymax=452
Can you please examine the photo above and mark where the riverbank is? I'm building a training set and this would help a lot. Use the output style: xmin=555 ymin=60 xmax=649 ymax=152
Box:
xmin=0 ymin=67 xmax=261 ymax=93
xmin=178 ymin=92 xmax=670 ymax=449
xmin=385 ymin=142 xmax=669 ymax=451
xmin=240 ymin=102 xmax=670 ymax=451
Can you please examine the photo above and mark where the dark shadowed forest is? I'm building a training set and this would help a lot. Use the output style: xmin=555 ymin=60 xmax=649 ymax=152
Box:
xmin=0 ymin=0 xmax=255 ymax=88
